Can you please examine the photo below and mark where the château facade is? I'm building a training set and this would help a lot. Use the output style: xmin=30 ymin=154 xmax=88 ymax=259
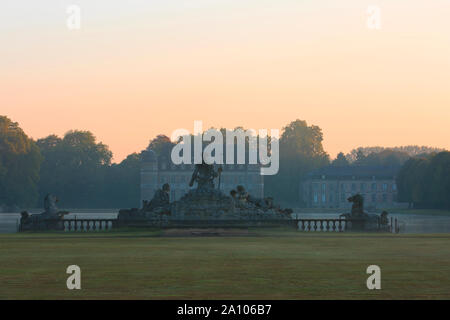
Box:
xmin=301 ymin=165 xmax=400 ymax=209
xmin=141 ymin=150 xmax=264 ymax=204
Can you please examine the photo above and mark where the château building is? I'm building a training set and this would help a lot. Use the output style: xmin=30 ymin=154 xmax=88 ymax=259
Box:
xmin=301 ymin=165 xmax=400 ymax=209
xmin=140 ymin=150 xmax=264 ymax=204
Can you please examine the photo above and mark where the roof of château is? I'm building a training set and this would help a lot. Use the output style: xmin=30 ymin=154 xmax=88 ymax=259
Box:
xmin=306 ymin=165 xmax=401 ymax=180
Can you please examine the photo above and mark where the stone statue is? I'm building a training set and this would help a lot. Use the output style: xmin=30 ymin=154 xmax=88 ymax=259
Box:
xmin=229 ymin=190 xmax=238 ymax=204
xmin=236 ymin=185 xmax=249 ymax=208
xmin=144 ymin=183 xmax=171 ymax=213
xmin=19 ymin=194 xmax=69 ymax=231
xmin=118 ymin=184 xmax=171 ymax=221
xmin=339 ymin=193 xmax=390 ymax=231
xmin=339 ymin=194 xmax=366 ymax=220
xmin=348 ymin=194 xmax=365 ymax=217
xmin=43 ymin=194 xmax=60 ymax=217
xmin=189 ymin=160 xmax=218 ymax=191
xmin=118 ymin=163 xmax=292 ymax=225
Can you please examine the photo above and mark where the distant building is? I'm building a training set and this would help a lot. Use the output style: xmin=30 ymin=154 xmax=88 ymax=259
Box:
xmin=301 ymin=165 xmax=400 ymax=209
xmin=140 ymin=149 xmax=264 ymax=204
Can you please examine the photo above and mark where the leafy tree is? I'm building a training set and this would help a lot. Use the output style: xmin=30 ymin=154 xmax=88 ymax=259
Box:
xmin=355 ymin=150 xmax=366 ymax=163
xmin=37 ymin=130 xmax=112 ymax=208
xmin=346 ymin=145 xmax=444 ymax=162
xmin=103 ymin=152 xmax=142 ymax=208
xmin=331 ymin=152 xmax=350 ymax=166
xmin=147 ymin=135 xmax=174 ymax=158
xmin=426 ymin=152 xmax=450 ymax=208
xmin=397 ymin=152 xmax=450 ymax=209
xmin=0 ymin=116 xmax=42 ymax=208
xmin=354 ymin=149 xmax=410 ymax=167
xmin=265 ymin=119 xmax=329 ymax=204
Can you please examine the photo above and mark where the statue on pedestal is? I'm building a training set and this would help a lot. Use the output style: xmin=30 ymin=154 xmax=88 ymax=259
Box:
xmin=20 ymin=194 xmax=70 ymax=231
xmin=339 ymin=193 xmax=389 ymax=231
xmin=143 ymin=183 xmax=171 ymax=214
xmin=189 ymin=160 xmax=219 ymax=191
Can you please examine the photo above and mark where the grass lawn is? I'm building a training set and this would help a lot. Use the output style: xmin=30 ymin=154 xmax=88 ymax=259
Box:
xmin=0 ymin=230 xmax=449 ymax=299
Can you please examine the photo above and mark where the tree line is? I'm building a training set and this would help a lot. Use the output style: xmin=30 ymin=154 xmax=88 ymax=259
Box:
xmin=0 ymin=114 xmax=447 ymax=209
xmin=396 ymin=151 xmax=450 ymax=209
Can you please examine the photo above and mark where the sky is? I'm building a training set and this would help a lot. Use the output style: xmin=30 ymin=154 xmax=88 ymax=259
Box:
xmin=1 ymin=0 xmax=449 ymax=162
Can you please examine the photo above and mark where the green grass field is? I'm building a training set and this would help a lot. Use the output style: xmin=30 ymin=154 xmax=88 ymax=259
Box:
xmin=0 ymin=230 xmax=449 ymax=299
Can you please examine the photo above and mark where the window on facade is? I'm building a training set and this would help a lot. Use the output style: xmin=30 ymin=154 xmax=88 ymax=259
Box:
xmin=382 ymin=194 xmax=387 ymax=202
xmin=340 ymin=193 xmax=345 ymax=202
xmin=382 ymin=183 xmax=387 ymax=191
xmin=341 ymin=183 xmax=345 ymax=192
xmin=313 ymin=192 xmax=318 ymax=203
xmin=360 ymin=183 xmax=365 ymax=192
xmin=351 ymin=183 xmax=356 ymax=192
xmin=371 ymin=193 xmax=376 ymax=202
xmin=329 ymin=194 xmax=333 ymax=203
xmin=321 ymin=193 xmax=326 ymax=203
xmin=371 ymin=183 xmax=377 ymax=192
xmin=322 ymin=183 xmax=326 ymax=192
xmin=392 ymin=183 xmax=397 ymax=191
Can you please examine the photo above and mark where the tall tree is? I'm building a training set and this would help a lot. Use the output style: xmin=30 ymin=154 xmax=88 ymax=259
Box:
xmin=331 ymin=152 xmax=350 ymax=166
xmin=346 ymin=145 xmax=444 ymax=162
xmin=104 ymin=152 xmax=142 ymax=208
xmin=397 ymin=152 xmax=450 ymax=209
xmin=0 ymin=116 xmax=42 ymax=208
xmin=147 ymin=135 xmax=174 ymax=158
xmin=37 ymin=130 xmax=112 ymax=208
xmin=354 ymin=149 xmax=410 ymax=166
xmin=265 ymin=119 xmax=329 ymax=204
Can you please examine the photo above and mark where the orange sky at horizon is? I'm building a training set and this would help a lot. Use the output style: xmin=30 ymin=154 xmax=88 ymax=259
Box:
xmin=1 ymin=1 xmax=449 ymax=162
